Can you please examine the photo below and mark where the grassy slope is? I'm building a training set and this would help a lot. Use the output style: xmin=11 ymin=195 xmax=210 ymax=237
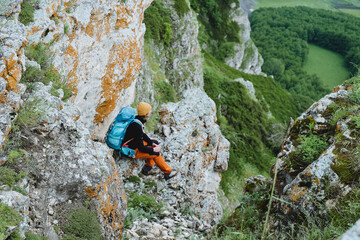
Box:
xmin=303 ymin=44 xmax=349 ymax=89
xmin=203 ymin=52 xmax=298 ymax=200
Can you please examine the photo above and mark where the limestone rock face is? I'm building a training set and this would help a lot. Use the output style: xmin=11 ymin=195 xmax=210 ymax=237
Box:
xmin=137 ymin=0 xmax=203 ymax=107
xmin=121 ymin=88 xmax=230 ymax=239
xmin=270 ymin=86 xmax=360 ymax=226
xmin=225 ymin=5 xmax=263 ymax=74
xmin=0 ymin=83 xmax=126 ymax=239
xmin=0 ymin=17 xmax=27 ymax=149
xmin=160 ymin=88 xmax=229 ymax=224
xmin=340 ymin=219 xmax=360 ymax=240
xmin=0 ymin=0 xmax=152 ymax=148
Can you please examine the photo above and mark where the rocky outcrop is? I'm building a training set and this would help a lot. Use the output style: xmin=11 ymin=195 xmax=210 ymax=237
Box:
xmin=0 ymin=0 xmax=152 ymax=148
xmin=137 ymin=0 xmax=203 ymax=108
xmin=121 ymin=88 xmax=229 ymax=239
xmin=0 ymin=0 xmax=231 ymax=238
xmin=0 ymin=83 xmax=127 ymax=239
xmin=0 ymin=12 xmax=27 ymax=149
xmin=225 ymin=4 xmax=263 ymax=75
xmin=264 ymin=83 xmax=360 ymax=232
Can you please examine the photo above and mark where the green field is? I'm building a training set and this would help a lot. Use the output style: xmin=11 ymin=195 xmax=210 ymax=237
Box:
xmin=303 ymin=44 xmax=349 ymax=89
xmin=254 ymin=0 xmax=360 ymax=17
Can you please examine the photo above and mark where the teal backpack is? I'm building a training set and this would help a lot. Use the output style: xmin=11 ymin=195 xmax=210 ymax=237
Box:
xmin=105 ymin=106 xmax=141 ymax=157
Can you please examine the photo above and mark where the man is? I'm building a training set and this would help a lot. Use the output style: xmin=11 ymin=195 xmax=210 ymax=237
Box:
xmin=123 ymin=102 xmax=177 ymax=180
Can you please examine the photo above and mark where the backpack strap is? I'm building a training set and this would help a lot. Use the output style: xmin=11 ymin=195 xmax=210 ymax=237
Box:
xmin=132 ymin=119 xmax=143 ymax=127
xmin=121 ymin=119 xmax=143 ymax=147
xmin=122 ymin=138 xmax=134 ymax=147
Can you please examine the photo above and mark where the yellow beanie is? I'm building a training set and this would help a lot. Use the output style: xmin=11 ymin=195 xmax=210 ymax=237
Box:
xmin=137 ymin=102 xmax=152 ymax=116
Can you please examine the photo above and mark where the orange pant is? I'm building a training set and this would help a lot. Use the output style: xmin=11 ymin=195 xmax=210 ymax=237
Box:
xmin=134 ymin=149 xmax=172 ymax=174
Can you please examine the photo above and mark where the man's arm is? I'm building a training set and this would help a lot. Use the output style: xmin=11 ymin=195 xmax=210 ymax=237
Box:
xmin=132 ymin=124 xmax=159 ymax=155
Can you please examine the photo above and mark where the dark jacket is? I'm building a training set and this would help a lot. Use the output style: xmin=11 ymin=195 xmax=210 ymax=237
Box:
xmin=123 ymin=116 xmax=159 ymax=156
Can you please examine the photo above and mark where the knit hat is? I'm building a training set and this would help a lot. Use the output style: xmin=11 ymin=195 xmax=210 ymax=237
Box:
xmin=137 ymin=102 xmax=152 ymax=116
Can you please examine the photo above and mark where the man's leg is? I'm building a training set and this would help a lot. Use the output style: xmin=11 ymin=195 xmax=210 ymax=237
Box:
xmin=135 ymin=151 xmax=172 ymax=174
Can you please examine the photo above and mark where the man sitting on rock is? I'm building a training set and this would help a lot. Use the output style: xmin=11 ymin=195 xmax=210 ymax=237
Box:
xmin=123 ymin=102 xmax=177 ymax=180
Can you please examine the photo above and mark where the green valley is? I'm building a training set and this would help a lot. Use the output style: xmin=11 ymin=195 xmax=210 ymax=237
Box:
xmin=304 ymin=44 xmax=349 ymax=89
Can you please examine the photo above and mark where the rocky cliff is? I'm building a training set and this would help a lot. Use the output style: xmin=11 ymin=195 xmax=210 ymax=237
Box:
xmin=0 ymin=0 xmax=233 ymax=239
xmin=225 ymin=3 xmax=263 ymax=75
xmin=239 ymin=78 xmax=360 ymax=238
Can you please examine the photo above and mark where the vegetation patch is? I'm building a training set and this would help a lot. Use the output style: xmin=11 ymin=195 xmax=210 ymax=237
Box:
xmin=61 ymin=207 xmax=102 ymax=240
xmin=19 ymin=0 xmax=39 ymax=26
xmin=203 ymin=51 xmax=299 ymax=196
xmin=217 ymin=192 xmax=268 ymax=239
xmin=25 ymin=232 xmax=47 ymax=240
xmin=143 ymin=0 xmax=173 ymax=46
xmin=303 ymin=44 xmax=349 ymax=89
xmin=154 ymin=80 xmax=178 ymax=104
xmin=125 ymin=193 xmax=163 ymax=228
xmin=0 ymin=166 xmax=27 ymax=187
xmin=0 ymin=203 xmax=22 ymax=239
xmin=174 ymin=0 xmax=190 ymax=17
xmin=290 ymin=134 xmax=328 ymax=169
xmin=16 ymin=97 xmax=46 ymax=129
xmin=22 ymin=44 xmax=73 ymax=100
xmin=190 ymin=0 xmax=241 ymax=62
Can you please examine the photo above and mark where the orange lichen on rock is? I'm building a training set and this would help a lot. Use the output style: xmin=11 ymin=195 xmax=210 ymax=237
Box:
xmin=289 ymin=185 xmax=308 ymax=203
xmin=64 ymin=44 xmax=79 ymax=93
xmin=2 ymin=54 xmax=22 ymax=92
xmin=85 ymin=9 xmax=112 ymax=41
xmin=94 ymin=39 xmax=142 ymax=124
xmin=46 ymin=0 xmax=60 ymax=15
xmin=115 ymin=4 xmax=131 ymax=29
xmin=85 ymin=161 xmax=126 ymax=238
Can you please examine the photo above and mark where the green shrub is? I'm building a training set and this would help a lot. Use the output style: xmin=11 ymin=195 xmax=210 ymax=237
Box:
xmin=290 ymin=133 xmax=328 ymax=169
xmin=8 ymin=149 xmax=27 ymax=164
xmin=347 ymin=83 xmax=360 ymax=104
xmin=352 ymin=114 xmax=360 ymax=129
xmin=125 ymin=193 xmax=163 ymax=228
xmin=64 ymin=23 xmax=70 ymax=35
xmin=49 ymin=74 xmax=73 ymax=101
xmin=329 ymin=108 xmax=353 ymax=127
xmin=21 ymin=66 xmax=45 ymax=84
xmin=126 ymin=176 xmax=141 ymax=184
xmin=19 ymin=0 xmax=39 ymax=26
xmin=25 ymin=232 xmax=46 ymax=240
xmin=128 ymin=193 xmax=162 ymax=212
xmin=162 ymin=23 xmax=173 ymax=46
xmin=9 ymin=231 xmax=21 ymax=240
xmin=298 ymin=134 xmax=328 ymax=163
xmin=16 ymin=97 xmax=45 ymax=129
xmin=217 ymin=192 xmax=267 ymax=238
xmin=25 ymin=44 xmax=53 ymax=70
xmin=0 ymin=167 xmax=27 ymax=187
xmin=62 ymin=207 xmax=102 ymax=240
xmin=0 ymin=203 xmax=22 ymax=238
xmin=23 ymin=46 xmax=73 ymax=100
xmin=215 ymin=42 xmax=236 ymax=62
xmin=13 ymin=186 xmax=28 ymax=195
xmin=174 ymin=0 xmax=190 ymax=17
xmin=143 ymin=0 xmax=173 ymax=46
xmin=154 ymin=80 xmax=177 ymax=103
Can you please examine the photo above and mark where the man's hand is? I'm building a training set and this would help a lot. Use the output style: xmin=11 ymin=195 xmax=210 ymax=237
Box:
xmin=153 ymin=144 xmax=161 ymax=153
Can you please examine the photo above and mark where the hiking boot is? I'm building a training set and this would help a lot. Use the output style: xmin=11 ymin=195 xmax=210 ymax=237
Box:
xmin=164 ymin=169 xmax=178 ymax=180
xmin=141 ymin=166 xmax=157 ymax=176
